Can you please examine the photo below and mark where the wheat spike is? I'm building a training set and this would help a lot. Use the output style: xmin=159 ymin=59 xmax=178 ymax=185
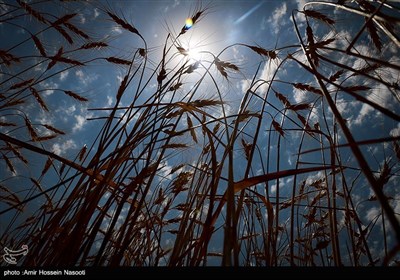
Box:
xmin=107 ymin=11 xmax=140 ymax=36
xmin=17 ymin=0 xmax=47 ymax=24
xmin=303 ymin=10 xmax=335 ymax=25
xmin=9 ymin=78 xmax=34 ymax=90
xmin=80 ymin=42 xmax=108 ymax=49
xmin=271 ymin=120 xmax=285 ymax=137
xmin=43 ymin=124 xmax=65 ymax=135
xmin=32 ymin=35 xmax=46 ymax=57
xmin=63 ymin=90 xmax=88 ymax=102
xmin=106 ymin=57 xmax=131 ymax=65
xmin=30 ymin=87 xmax=49 ymax=111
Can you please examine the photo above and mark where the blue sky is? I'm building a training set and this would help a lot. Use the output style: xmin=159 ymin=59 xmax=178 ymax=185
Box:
xmin=1 ymin=0 xmax=400 ymax=266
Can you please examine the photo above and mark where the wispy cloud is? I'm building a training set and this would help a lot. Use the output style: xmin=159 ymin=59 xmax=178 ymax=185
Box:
xmin=59 ymin=70 xmax=69 ymax=81
xmin=51 ymin=139 xmax=77 ymax=156
xmin=75 ymin=69 xmax=99 ymax=87
xmin=263 ymin=3 xmax=287 ymax=34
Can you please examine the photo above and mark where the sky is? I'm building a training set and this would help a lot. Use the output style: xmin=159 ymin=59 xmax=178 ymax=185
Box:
xmin=1 ymin=0 xmax=400 ymax=266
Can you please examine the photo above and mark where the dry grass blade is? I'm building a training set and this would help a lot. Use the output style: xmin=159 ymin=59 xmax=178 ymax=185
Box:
xmin=33 ymin=134 xmax=58 ymax=142
xmin=170 ymin=164 xmax=185 ymax=174
xmin=271 ymin=120 xmax=285 ymax=137
xmin=43 ymin=124 xmax=65 ymax=135
xmin=355 ymin=63 xmax=381 ymax=76
xmin=213 ymin=122 xmax=221 ymax=134
xmin=313 ymin=38 xmax=335 ymax=48
xmin=78 ymin=145 xmax=87 ymax=162
xmin=139 ymin=48 xmax=146 ymax=57
xmin=172 ymin=171 xmax=192 ymax=194
xmin=303 ymin=10 xmax=335 ymax=25
xmin=394 ymin=141 xmax=400 ymax=161
xmin=41 ymin=157 xmax=53 ymax=176
xmin=32 ymin=35 xmax=46 ymax=56
xmin=0 ymin=99 xmax=25 ymax=109
xmin=30 ymin=178 xmax=53 ymax=210
xmin=9 ymin=78 xmax=34 ymax=90
xmin=0 ymin=50 xmax=20 ymax=66
xmin=30 ymin=87 xmax=49 ymax=111
xmin=377 ymin=161 xmax=391 ymax=186
xmin=106 ymin=57 xmax=131 ymax=66
xmin=17 ymin=0 xmax=47 ymax=24
xmin=0 ymin=122 xmax=17 ymax=127
xmin=177 ymin=46 xmax=189 ymax=56
xmin=293 ymin=83 xmax=323 ymax=95
xmin=190 ymin=99 xmax=224 ymax=108
xmin=306 ymin=24 xmax=319 ymax=67
xmin=217 ymin=58 xmax=239 ymax=71
xmin=329 ymin=69 xmax=345 ymax=82
xmin=53 ymin=25 xmax=73 ymax=44
xmin=2 ymin=152 xmax=16 ymax=174
xmin=24 ymin=117 xmax=38 ymax=141
xmin=233 ymin=166 xmax=333 ymax=193
xmin=297 ymin=114 xmax=313 ymax=135
xmin=287 ymin=103 xmax=310 ymax=111
xmin=47 ymin=47 xmax=63 ymax=70
xmin=310 ymin=190 xmax=327 ymax=206
xmin=306 ymin=25 xmax=315 ymax=47
xmin=241 ymin=138 xmax=252 ymax=161
xmin=246 ymin=45 xmax=277 ymax=59
xmin=158 ymin=68 xmax=167 ymax=83
xmin=107 ymin=11 xmax=140 ymax=36
xmin=275 ymin=91 xmax=291 ymax=107
xmin=63 ymin=90 xmax=88 ymax=102
xmin=343 ymin=85 xmax=371 ymax=92
xmin=64 ymin=22 xmax=89 ymax=39
xmin=163 ymin=143 xmax=188 ymax=149
xmin=6 ymin=143 xmax=28 ymax=164
xmin=169 ymin=82 xmax=183 ymax=91
xmin=186 ymin=115 xmax=198 ymax=144
xmin=59 ymin=163 xmax=66 ymax=176
xmin=0 ymin=185 xmax=23 ymax=212
xmin=80 ymin=42 xmax=108 ymax=49
xmin=55 ymin=56 xmax=83 ymax=66
xmin=52 ymin=13 xmax=77 ymax=26
xmin=185 ymin=61 xmax=199 ymax=74
xmin=117 ymin=75 xmax=128 ymax=100
xmin=14 ymin=216 xmax=37 ymax=231
xmin=315 ymin=239 xmax=330 ymax=250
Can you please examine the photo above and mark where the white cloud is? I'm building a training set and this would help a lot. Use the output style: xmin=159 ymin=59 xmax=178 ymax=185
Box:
xmin=59 ymin=70 xmax=69 ymax=81
xmin=390 ymin=123 xmax=400 ymax=137
xmin=366 ymin=207 xmax=381 ymax=224
xmin=296 ymin=0 xmax=308 ymax=10
xmin=164 ymin=0 xmax=180 ymax=13
xmin=39 ymin=80 xmax=58 ymax=96
xmin=73 ymin=114 xmax=86 ymax=133
xmin=51 ymin=139 xmax=77 ymax=156
xmin=107 ymin=95 xmax=113 ymax=107
xmin=111 ymin=26 xmax=123 ymax=35
xmin=266 ymin=3 xmax=287 ymax=34
xmin=75 ymin=69 xmax=99 ymax=87
xmin=259 ymin=60 xmax=279 ymax=92
xmin=94 ymin=8 xmax=100 ymax=19
xmin=79 ymin=14 xmax=86 ymax=24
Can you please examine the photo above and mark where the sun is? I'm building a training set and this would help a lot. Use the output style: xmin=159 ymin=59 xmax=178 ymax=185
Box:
xmin=187 ymin=48 xmax=202 ymax=62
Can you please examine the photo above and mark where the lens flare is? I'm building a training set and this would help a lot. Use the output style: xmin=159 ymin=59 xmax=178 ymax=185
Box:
xmin=185 ymin=18 xmax=193 ymax=29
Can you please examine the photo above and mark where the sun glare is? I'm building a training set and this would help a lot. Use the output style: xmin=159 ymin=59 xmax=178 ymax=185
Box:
xmin=185 ymin=18 xmax=193 ymax=29
xmin=187 ymin=48 xmax=202 ymax=62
